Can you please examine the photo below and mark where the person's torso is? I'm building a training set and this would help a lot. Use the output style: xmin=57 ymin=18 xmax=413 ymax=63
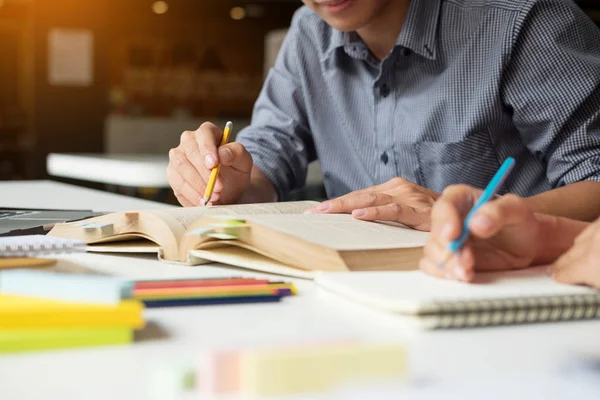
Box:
xmin=295 ymin=0 xmax=551 ymax=198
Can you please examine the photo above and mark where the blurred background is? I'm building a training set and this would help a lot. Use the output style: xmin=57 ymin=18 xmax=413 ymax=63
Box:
xmin=0 ymin=0 xmax=599 ymax=203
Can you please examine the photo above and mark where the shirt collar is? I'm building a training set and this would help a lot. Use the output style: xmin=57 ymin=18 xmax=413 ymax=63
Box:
xmin=321 ymin=0 xmax=442 ymax=62
xmin=396 ymin=0 xmax=442 ymax=60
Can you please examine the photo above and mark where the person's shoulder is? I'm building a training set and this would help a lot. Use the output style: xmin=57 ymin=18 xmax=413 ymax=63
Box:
xmin=442 ymin=0 xmax=540 ymax=13
xmin=287 ymin=6 xmax=337 ymax=57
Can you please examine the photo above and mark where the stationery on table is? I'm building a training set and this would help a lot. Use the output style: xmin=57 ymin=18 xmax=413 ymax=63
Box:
xmin=0 ymin=269 xmax=297 ymax=308
xmin=0 ymin=235 xmax=85 ymax=270
xmin=194 ymin=342 xmax=407 ymax=397
xmin=440 ymin=157 xmax=516 ymax=268
xmin=0 ymin=294 xmax=144 ymax=353
xmin=47 ymin=201 xmax=429 ymax=278
xmin=314 ymin=266 xmax=600 ymax=329
xmin=202 ymin=121 xmax=232 ymax=206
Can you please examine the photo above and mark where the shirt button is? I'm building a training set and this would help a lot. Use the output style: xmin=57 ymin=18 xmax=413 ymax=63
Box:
xmin=401 ymin=48 xmax=412 ymax=56
xmin=380 ymin=152 xmax=389 ymax=165
xmin=380 ymin=83 xmax=390 ymax=98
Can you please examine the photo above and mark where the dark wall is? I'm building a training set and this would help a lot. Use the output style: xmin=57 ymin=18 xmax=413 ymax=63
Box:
xmin=30 ymin=0 xmax=299 ymax=178
xmin=32 ymin=0 xmax=109 ymax=178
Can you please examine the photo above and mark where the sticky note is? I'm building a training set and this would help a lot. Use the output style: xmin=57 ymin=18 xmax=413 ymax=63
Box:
xmin=208 ymin=233 xmax=239 ymax=240
xmin=185 ymin=228 xmax=215 ymax=237
xmin=197 ymin=342 xmax=407 ymax=397
xmin=211 ymin=216 xmax=247 ymax=224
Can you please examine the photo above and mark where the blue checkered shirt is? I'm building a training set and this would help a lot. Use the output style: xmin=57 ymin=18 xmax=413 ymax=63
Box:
xmin=236 ymin=0 xmax=600 ymax=200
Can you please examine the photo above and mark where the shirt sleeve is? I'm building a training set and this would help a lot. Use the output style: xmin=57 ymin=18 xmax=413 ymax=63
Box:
xmin=501 ymin=0 xmax=600 ymax=188
xmin=235 ymin=9 xmax=316 ymax=200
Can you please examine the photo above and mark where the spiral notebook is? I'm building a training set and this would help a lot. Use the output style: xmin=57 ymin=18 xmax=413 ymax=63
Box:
xmin=0 ymin=235 xmax=85 ymax=269
xmin=315 ymin=267 xmax=600 ymax=329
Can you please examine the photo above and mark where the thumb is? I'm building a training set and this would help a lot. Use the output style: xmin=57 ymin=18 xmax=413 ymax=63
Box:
xmin=469 ymin=194 xmax=531 ymax=239
xmin=217 ymin=143 xmax=253 ymax=174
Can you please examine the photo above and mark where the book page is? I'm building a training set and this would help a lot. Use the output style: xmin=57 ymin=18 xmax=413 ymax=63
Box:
xmin=149 ymin=201 xmax=318 ymax=230
xmin=245 ymin=214 xmax=429 ymax=251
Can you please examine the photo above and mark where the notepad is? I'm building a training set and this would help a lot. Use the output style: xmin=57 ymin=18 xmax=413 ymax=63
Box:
xmin=0 ymin=269 xmax=131 ymax=305
xmin=0 ymin=295 xmax=144 ymax=329
xmin=315 ymin=267 xmax=600 ymax=329
xmin=0 ymin=327 xmax=133 ymax=353
xmin=0 ymin=235 xmax=85 ymax=258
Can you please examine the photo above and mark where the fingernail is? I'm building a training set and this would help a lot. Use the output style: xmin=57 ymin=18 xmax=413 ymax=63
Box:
xmin=303 ymin=208 xmax=316 ymax=214
xmin=441 ymin=224 xmax=453 ymax=239
xmin=218 ymin=148 xmax=232 ymax=163
xmin=454 ymin=265 xmax=467 ymax=281
xmin=204 ymin=154 xmax=217 ymax=169
xmin=316 ymin=201 xmax=331 ymax=212
xmin=471 ymin=214 xmax=493 ymax=231
xmin=353 ymin=209 xmax=367 ymax=217
xmin=199 ymin=197 xmax=206 ymax=207
xmin=444 ymin=270 xmax=455 ymax=280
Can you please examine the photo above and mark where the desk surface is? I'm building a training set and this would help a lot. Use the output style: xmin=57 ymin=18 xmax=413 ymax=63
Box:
xmin=0 ymin=180 xmax=599 ymax=400
xmin=46 ymin=152 xmax=325 ymax=188
xmin=47 ymin=153 xmax=171 ymax=188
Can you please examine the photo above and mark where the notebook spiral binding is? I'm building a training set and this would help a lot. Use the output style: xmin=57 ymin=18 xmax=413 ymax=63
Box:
xmin=0 ymin=236 xmax=85 ymax=258
xmin=425 ymin=295 xmax=600 ymax=329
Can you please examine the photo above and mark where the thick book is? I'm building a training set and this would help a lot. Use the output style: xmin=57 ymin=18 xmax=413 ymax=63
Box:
xmin=314 ymin=267 xmax=600 ymax=329
xmin=48 ymin=201 xmax=429 ymax=278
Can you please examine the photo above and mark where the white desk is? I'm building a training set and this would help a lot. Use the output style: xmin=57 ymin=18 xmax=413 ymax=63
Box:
xmin=47 ymin=153 xmax=171 ymax=188
xmin=46 ymin=153 xmax=325 ymax=190
xmin=0 ymin=181 xmax=599 ymax=400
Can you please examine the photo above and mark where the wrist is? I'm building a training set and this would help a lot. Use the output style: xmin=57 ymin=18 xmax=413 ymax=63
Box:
xmin=532 ymin=213 xmax=585 ymax=265
xmin=239 ymin=167 xmax=277 ymax=204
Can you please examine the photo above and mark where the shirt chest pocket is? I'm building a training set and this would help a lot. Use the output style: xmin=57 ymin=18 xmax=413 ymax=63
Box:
xmin=416 ymin=132 xmax=502 ymax=193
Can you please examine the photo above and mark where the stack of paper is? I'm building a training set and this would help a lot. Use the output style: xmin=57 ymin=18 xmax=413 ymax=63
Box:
xmin=0 ymin=269 xmax=145 ymax=353
xmin=0 ymin=295 xmax=144 ymax=353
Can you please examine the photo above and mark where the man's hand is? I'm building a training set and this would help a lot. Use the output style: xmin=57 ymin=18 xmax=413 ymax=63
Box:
xmin=549 ymin=218 xmax=600 ymax=289
xmin=306 ymin=178 xmax=439 ymax=231
xmin=419 ymin=185 xmax=543 ymax=282
xmin=166 ymin=122 xmax=253 ymax=206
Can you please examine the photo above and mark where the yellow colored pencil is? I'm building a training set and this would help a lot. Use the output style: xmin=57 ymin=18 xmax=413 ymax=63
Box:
xmin=203 ymin=121 xmax=233 ymax=205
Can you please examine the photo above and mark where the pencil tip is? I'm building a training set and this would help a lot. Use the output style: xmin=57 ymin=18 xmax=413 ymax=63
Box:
xmin=438 ymin=252 xmax=453 ymax=270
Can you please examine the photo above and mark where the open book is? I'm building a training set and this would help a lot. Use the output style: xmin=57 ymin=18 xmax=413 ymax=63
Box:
xmin=48 ymin=201 xmax=429 ymax=278
xmin=315 ymin=267 xmax=600 ymax=329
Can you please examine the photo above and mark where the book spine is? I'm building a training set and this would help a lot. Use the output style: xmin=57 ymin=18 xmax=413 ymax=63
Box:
xmin=426 ymin=295 xmax=600 ymax=329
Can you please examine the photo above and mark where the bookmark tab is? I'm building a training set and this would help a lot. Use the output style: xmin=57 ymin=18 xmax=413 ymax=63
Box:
xmin=207 ymin=233 xmax=240 ymax=240
xmin=81 ymin=222 xmax=114 ymax=234
xmin=211 ymin=216 xmax=247 ymax=224
xmin=185 ymin=228 xmax=215 ymax=237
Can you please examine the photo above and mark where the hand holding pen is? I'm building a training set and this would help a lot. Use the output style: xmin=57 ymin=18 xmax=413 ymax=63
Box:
xmin=419 ymin=159 xmax=545 ymax=282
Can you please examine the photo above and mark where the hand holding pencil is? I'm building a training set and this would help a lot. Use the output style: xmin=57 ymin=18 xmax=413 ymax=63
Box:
xmin=418 ymin=161 xmax=543 ymax=282
xmin=167 ymin=120 xmax=254 ymax=207
xmin=203 ymin=121 xmax=233 ymax=206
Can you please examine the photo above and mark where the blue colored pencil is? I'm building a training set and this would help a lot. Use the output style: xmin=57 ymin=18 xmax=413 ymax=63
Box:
xmin=439 ymin=157 xmax=516 ymax=269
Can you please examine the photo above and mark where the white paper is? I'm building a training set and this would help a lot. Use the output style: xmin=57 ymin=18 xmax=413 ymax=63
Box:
xmin=48 ymin=28 xmax=93 ymax=86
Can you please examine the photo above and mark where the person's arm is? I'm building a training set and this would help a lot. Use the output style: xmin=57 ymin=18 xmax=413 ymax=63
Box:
xmin=235 ymin=8 xmax=316 ymax=202
xmin=532 ymin=212 xmax=589 ymax=264
xmin=238 ymin=166 xmax=278 ymax=204
xmin=502 ymin=0 xmax=600 ymax=221
xmin=525 ymin=181 xmax=600 ymax=221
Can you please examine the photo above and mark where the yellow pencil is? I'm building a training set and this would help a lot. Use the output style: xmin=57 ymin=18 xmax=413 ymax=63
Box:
xmin=203 ymin=121 xmax=233 ymax=205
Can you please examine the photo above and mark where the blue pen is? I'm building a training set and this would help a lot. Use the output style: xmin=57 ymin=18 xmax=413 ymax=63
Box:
xmin=439 ymin=157 xmax=516 ymax=269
